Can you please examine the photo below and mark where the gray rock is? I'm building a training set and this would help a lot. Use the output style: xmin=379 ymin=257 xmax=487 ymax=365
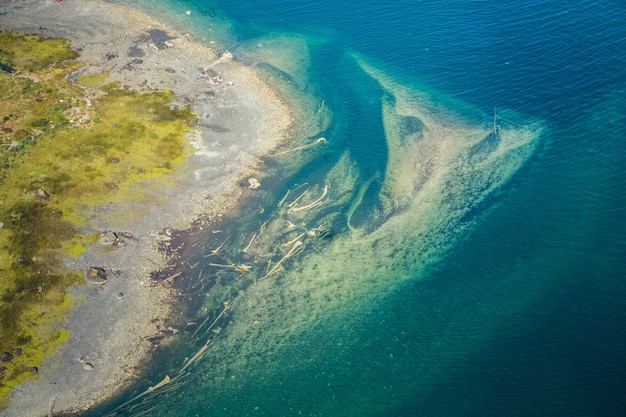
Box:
xmin=99 ymin=230 xmax=118 ymax=246
xmin=0 ymin=352 xmax=13 ymax=362
xmin=201 ymin=67 xmax=223 ymax=85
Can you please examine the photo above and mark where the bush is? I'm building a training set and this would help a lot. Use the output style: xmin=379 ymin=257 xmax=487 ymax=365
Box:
xmin=31 ymin=117 xmax=50 ymax=128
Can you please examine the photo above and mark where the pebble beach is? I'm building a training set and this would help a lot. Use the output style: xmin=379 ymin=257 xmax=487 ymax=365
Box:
xmin=0 ymin=0 xmax=292 ymax=415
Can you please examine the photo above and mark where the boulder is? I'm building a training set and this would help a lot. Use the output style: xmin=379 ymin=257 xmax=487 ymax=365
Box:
xmin=87 ymin=267 xmax=107 ymax=284
xmin=35 ymin=189 xmax=50 ymax=200
xmin=201 ymin=67 xmax=222 ymax=85
xmin=248 ymin=178 xmax=261 ymax=189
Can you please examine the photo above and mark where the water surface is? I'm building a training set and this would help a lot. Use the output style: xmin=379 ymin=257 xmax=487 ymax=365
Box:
xmin=95 ymin=1 xmax=626 ymax=416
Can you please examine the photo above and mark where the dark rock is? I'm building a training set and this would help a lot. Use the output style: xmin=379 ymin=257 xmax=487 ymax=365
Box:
xmin=16 ymin=256 xmax=26 ymax=264
xmin=131 ymin=58 xmax=144 ymax=64
xmin=35 ymin=188 xmax=50 ymax=200
xmin=51 ymin=209 xmax=63 ymax=217
xmin=12 ymin=347 xmax=22 ymax=355
xmin=105 ymin=52 xmax=118 ymax=60
xmin=87 ymin=267 xmax=107 ymax=284
xmin=147 ymin=29 xmax=174 ymax=44
xmin=0 ymin=352 xmax=12 ymax=362
xmin=164 ymin=67 xmax=176 ymax=73
xmin=201 ymin=123 xmax=229 ymax=133
xmin=127 ymin=46 xmax=145 ymax=58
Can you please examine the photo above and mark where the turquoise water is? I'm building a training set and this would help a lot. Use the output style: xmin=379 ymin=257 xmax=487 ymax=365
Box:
xmin=95 ymin=1 xmax=626 ymax=416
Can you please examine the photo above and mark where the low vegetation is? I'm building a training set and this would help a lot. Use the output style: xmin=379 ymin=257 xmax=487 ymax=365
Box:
xmin=0 ymin=31 xmax=195 ymax=406
xmin=75 ymin=69 xmax=110 ymax=87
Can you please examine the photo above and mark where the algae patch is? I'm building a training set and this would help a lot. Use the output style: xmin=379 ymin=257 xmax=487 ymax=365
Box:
xmin=0 ymin=31 xmax=195 ymax=404
xmin=75 ymin=69 xmax=110 ymax=87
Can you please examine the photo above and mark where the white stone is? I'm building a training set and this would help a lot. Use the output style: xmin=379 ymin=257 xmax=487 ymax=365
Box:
xmin=248 ymin=178 xmax=260 ymax=189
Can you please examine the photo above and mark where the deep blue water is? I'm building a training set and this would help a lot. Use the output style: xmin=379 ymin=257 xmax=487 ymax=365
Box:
xmin=100 ymin=1 xmax=626 ymax=416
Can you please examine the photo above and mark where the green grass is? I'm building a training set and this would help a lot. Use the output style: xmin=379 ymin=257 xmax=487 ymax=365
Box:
xmin=0 ymin=32 xmax=196 ymax=407
xmin=75 ymin=70 xmax=110 ymax=87
xmin=0 ymin=32 xmax=78 ymax=71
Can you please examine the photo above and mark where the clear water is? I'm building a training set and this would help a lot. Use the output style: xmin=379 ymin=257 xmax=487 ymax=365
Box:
xmin=92 ymin=1 xmax=626 ymax=416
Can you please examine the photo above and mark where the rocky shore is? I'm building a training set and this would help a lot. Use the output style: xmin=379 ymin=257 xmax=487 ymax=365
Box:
xmin=0 ymin=0 xmax=292 ymax=415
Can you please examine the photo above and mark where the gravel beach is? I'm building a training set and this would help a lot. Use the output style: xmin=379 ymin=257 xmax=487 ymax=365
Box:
xmin=0 ymin=0 xmax=292 ymax=415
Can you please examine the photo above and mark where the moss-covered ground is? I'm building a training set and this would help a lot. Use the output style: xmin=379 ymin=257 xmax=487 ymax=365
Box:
xmin=0 ymin=31 xmax=195 ymax=406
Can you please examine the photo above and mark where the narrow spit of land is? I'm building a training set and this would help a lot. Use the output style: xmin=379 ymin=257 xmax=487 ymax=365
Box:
xmin=0 ymin=0 xmax=292 ymax=415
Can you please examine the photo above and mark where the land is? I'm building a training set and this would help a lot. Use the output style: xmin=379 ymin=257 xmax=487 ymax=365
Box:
xmin=0 ymin=0 xmax=292 ymax=415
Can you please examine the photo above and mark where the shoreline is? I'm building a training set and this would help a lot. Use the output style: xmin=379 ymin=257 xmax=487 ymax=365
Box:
xmin=0 ymin=0 xmax=293 ymax=415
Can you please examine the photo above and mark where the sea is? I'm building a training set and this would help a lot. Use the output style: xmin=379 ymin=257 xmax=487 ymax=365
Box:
xmin=91 ymin=1 xmax=625 ymax=416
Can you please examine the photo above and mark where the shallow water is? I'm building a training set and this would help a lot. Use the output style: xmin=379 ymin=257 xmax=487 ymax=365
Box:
xmin=96 ymin=1 xmax=626 ymax=416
